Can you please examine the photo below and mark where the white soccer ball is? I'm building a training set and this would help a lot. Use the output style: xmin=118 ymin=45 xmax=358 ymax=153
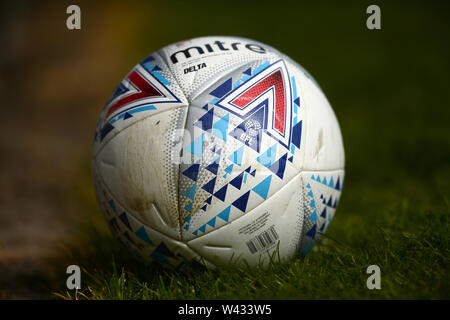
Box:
xmin=92 ymin=36 xmax=345 ymax=268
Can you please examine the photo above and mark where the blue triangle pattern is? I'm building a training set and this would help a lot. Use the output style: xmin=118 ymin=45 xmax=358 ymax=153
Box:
xmin=124 ymin=112 xmax=133 ymax=119
xmin=184 ymin=202 xmax=193 ymax=212
xmin=154 ymin=242 xmax=176 ymax=258
xmin=202 ymin=177 xmax=216 ymax=194
xmin=135 ymin=226 xmax=154 ymax=246
xmin=327 ymin=196 xmax=333 ymax=207
xmin=217 ymin=206 xmax=231 ymax=222
xmin=268 ymin=153 xmax=288 ymax=179
xmin=232 ymin=191 xmax=250 ymax=212
xmin=205 ymin=161 xmax=219 ymax=175
xmin=210 ymin=78 xmax=232 ymax=98
xmin=228 ymin=146 xmax=244 ymax=166
xmin=320 ymin=222 xmax=326 ymax=232
xmin=328 ymin=176 xmax=335 ymax=188
xmin=186 ymin=134 xmax=204 ymax=158
xmin=212 ymin=113 xmax=229 ymax=141
xmin=182 ymin=163 xmax=200 ymax=181
xmin=257 ymin=144 xmax=277 ymax=167
xmin=224 ymin=164 xmax=233 ymax=178
xmin=306 ymin=224 xmax=317 ymax=238
xmin=207 ymin=217 xmax=216 ymax=228
xmin=309 ymin=210 xmax=317 ymax=222
xmin=291 ymin=120 xmax=302 ymax=149
xmin=230 ymin=172 xmax=245 ymax=190
xmin=194 ymin=108 xmax=214 ymax=132
xmin=182 ymin=183 xmax=197 ymax=200
xmin=100 ymin=122 xmax=114 ymax=141
xmin=335 ymin=176 xmax=341 ymax=190
xmin=252 ymin=175 xmax=272 ymax=200
xmin=214 ymin=184 xmax=228 ymax=201
xmin=320 ymin=207 xmax=327 ymax=218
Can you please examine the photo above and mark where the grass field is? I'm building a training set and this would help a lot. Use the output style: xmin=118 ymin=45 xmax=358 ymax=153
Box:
xmin=1 ymin=1 xmax=449 ymax=299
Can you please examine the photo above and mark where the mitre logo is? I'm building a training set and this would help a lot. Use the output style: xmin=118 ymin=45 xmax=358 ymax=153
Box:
xmin=170 ymin=40 xmax=267 ymax=64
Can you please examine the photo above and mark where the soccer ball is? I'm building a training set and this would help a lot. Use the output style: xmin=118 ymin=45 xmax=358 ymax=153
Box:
xmin=92 ymin=36 xmax=345 ymax=268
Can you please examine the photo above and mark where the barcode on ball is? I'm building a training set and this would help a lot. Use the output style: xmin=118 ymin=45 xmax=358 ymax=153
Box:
xmin=246 ymin=225 xmax=279 ymax=254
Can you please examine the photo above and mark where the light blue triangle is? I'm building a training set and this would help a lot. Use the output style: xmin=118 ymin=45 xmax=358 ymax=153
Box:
xmin=311 ymin=174 xmax=315 ymax=180
xmin=228 ymin=146 xmax=244 ymax=166
xmin=224 ymin=164 xmax=234 ymax=177
xmin=309 ymin=210 xmax=317 ymax=222
xmin=307 ymin=190 xmax=313 ymax=197
xmin=182 ymin=184 xmax=197 ymax=201
xmin=306 ymin=183 xmax=311 ymax=189
xmin=207 ymin=217 xmax=216 ymax=228
xmin=257 ymin=144 xmax=277 ymax=167
xmin=322 ymin=177 xmax=328 ymax=186
xmin=199 ymin=224 xmax=206 ymax=233
xmin=217 ymin=206 xmax=231 ymax=222
xmin=310 ymin=199 xmax=316 ymax=208
xmin=186 ymin=133 xmax=204 ymax=158
xmin=212 ymin=113 xmax=229 ymax=141
xmin=328 ymin=176 xmax=335 ymax=188
xmin=316 ymin=175 xmax=321 ymax=183
xmin=135 ymin=226 xmax=154 ymax=246
xmin=252 ymin=175 xmax=272 ymax=200
xmin=184 ymin=202 xmax=193 ymax=212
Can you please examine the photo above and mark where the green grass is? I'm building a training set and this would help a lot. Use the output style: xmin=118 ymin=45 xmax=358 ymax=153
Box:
xmin=51 ymin=191 xmax=448 ymax=300
xmin=42 ymin=1 xmax=450 ymax=299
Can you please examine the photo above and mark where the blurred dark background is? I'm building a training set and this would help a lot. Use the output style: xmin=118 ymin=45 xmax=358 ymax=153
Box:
xmin=0 ymin=0 xmax=449 ymax=298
